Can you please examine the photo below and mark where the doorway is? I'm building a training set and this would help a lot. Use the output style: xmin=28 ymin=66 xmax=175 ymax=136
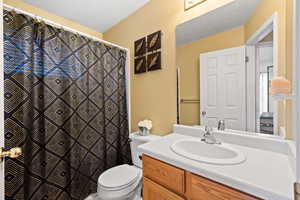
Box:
xmin=246 ymin=13 xmax=279 ymax=136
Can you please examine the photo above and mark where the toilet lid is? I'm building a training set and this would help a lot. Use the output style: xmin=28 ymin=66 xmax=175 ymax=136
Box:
xmin=98 ymin=164 xmax=140 ymax=189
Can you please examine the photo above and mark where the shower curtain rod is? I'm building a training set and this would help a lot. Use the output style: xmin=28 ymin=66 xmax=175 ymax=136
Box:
xmin=3 ymin=4 xmax=129 ymax=52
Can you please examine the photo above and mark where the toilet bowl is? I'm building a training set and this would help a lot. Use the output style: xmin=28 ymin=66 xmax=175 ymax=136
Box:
xmin=85 ymin=133 xmax=160 ymax=200
xmin=97 ymin=164 xmax=142 ymax=200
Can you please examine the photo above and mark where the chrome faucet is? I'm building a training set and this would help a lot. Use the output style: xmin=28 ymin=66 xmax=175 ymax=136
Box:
xmin=201 ymin=111 xmax=221 ymax=144
xmin=218 ymin=120 xmax=225 ymax=131
xmin=201 ymin=126 xmax=221 ymax=145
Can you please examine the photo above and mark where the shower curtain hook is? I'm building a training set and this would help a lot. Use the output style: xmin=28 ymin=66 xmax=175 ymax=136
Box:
xmin=33 ymin=15 xmax=38 ymax=23
xmin=11 ymin=8 xmax=16 ymax=15
xmin=40 ymin=19 xmax=46 ymax=26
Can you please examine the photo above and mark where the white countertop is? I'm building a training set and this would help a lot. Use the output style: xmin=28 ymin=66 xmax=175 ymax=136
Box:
xmin=138 ymin=133 xmax=295 ymax=200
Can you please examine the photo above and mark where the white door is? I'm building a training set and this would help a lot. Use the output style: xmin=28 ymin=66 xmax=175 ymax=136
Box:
xmin=0 ymin=0 xmax=4 ymax=199
xmin=200 ymin=46 xmax=246 ymax=130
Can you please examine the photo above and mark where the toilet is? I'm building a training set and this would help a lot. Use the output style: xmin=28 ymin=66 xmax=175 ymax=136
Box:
xmin=85 ymin=133 xmax=160 ymax=200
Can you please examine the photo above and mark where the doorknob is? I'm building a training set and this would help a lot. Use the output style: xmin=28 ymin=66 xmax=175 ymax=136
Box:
xmin=0 ymin=147 xmax=22 ymax=160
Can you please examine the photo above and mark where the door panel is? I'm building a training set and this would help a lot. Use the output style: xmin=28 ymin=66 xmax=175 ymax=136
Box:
xmin=201 ymin=55 xmax=219 ymax=128
xmin=224 ymin=73 xmax=238 ymax=106
xmin=221 ymin=48 xmax=246 ymax=130
xmin=200 ymin=46 xmax=246 ymax=130
xmin=207 ymin=75 xmax=217 ymax=106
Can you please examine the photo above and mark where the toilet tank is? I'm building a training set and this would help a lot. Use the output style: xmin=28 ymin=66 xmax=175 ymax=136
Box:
xmin=129 ymin=133 xmax=161 ymax=168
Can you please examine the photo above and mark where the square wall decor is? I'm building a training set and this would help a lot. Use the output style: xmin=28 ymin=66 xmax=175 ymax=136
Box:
xmin=134 ymin=30 xmax=162 ymax=74
xmin=135 ymin=56 xmax=147 ymax=74
xmin=147 ymin=31 xmax=161 ymax=52
xmin=147 ymin=52 xmax=161 ymax=71
xmin=185 ymin=0 xmax=207 ymax=10
xmin=134 ymin=37 xmax=146 ymax=57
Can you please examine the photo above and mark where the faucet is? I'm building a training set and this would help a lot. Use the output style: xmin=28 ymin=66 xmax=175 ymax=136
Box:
xmin=201 ymin=126 xmax=221 ymax=145
xmin=201 ymin=111 xmax=221 ymax=144
xmin=218 ymin=120 xmax=225 ymax=131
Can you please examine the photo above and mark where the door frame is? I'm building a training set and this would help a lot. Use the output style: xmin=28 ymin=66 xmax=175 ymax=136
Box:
xmin=246 ymin=12 xmax=279 ymax=136
xmin=294 ymin=0 xmax=300 ymax=184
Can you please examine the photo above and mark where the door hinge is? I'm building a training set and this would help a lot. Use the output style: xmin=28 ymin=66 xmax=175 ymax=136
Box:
xmin=245 ymin=56 xmax=249 ymax=63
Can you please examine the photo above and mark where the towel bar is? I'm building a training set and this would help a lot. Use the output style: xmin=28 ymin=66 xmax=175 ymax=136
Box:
xmin=180 ymin=99 xmax=200 ymax=103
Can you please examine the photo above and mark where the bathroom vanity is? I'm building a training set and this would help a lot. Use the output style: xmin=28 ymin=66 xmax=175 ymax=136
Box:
xmin=142 ymin=155 xmax=260 ymax=200
xmin=139 ymin=125 xmax=295 ymax=200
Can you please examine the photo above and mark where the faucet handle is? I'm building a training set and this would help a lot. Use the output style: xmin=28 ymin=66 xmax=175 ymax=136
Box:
xmin=218 ymin=120 xmax=225 ymax=131
xmin=204 ymin=125 xmax=209 ymax=132
xmin=204 ymin=126 xmax=213 ymax=134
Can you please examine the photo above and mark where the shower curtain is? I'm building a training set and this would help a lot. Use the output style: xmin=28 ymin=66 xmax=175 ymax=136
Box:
xmin=3 ymin=10 xmax=131 ymax=200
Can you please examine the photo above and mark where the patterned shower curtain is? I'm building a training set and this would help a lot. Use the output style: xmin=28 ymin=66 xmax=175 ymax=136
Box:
xmin=3 ymin=10 xmax=131 ymax=200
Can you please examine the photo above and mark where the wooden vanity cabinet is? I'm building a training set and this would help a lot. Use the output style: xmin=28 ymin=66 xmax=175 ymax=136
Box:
xmin=142 ymin=155 xmax=262 ymax=200
xmin=143 ymin=155 xmax=185 ymax=195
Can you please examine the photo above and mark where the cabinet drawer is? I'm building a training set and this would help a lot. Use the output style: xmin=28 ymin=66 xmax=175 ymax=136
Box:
xmin=143 ymin=177 xmax=185 ymax=200
xmin=143 ymin=155 xmax=185 ymax=195
xmin=187 ymin=173 xmax=261 ymax=200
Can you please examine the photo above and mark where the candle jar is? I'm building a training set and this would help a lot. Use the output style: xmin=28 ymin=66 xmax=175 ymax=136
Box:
xmin=138 ymin=127 xmax=150 ymax=136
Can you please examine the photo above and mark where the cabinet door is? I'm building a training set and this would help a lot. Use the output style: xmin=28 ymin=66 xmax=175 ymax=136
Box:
xmin=187 ymin=173 xmax=261 ymax=200
xmin=143 ymin=155 xmax=185 ymax=195
xmin=143 ymin=177 xmax=185 ymax=200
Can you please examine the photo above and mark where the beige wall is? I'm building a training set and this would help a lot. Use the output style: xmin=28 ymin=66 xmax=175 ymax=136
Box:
xmin=285 ymin=0 xmax=294 ymax=140
xmin=244 ymin=0 xmax=288 ymax=81
xmin=4 ymin=0 xmax=103 ymax=39
xmin=177 ymin=26 xmax=245 ymax=125
xmin=104 ymin=0 xmax=234 ymax=135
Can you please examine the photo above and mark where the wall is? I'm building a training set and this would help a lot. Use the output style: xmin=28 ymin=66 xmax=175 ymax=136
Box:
xmin=259 ymin=32 xmax=273 ymax=43
xmin=285 ymin=0 xmax=294 ymax=139
xmin=245 ymin=0 xmax=293 ymax=139
xmin=177 ymin=26 xmax=245 ymax=125
xmin=4 ymin=0 xmax=103 ymax=39
xmin=104 ymin=0 xmax=234 ymax=135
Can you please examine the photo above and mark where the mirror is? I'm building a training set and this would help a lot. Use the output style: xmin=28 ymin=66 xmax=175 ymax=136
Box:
xmin=176 ymin=0 xmax=293 ymax=137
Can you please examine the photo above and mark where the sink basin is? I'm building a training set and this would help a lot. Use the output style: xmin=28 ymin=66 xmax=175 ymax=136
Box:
xmin=170 ymin=139 xmax=246 ymax=165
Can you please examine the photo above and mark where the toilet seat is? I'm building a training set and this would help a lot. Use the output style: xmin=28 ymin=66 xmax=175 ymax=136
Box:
xmin=97 ymin=165 xmax=142 ymax=200
xmin=98 ymin=164 xmax=141 ymax=191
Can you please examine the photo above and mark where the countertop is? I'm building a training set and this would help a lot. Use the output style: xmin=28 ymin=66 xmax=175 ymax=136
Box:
xmin=138 ymin=133 xmax=295 ymax=200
